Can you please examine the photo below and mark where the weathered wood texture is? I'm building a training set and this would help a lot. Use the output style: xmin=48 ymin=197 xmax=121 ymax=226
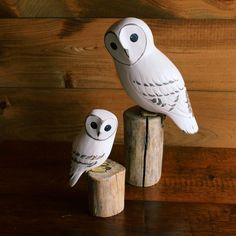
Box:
xmin=0 ymin=0 xmax=236 ymax=18
xmin=124 ymin=106 xmax=164 ymax=187
xmin=0 ymin=141 xmax=236 ymax=235
xmin=126 ymin=145 xmax=236 ymax=204
xmin=1 ymin=89 xmax=236 ymax=147
xmin=0 ymin=19 xmax=235 ymax=91
xmin=0 ymin=18 xmax=236 ymax=147
xmin=1 ymin=141 xmax=236 ymax=204
xmin=88 ymin=159 xmax=125 ymax=217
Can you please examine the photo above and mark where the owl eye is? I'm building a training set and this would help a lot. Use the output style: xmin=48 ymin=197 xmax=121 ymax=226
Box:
xmin=130 ymin=33 xmax=138 ymax=42
xmin=104 ymin=125 xmax=112 ymax=132
xmin=110 ymin=42 xmax=117 ymax=50
xmin=90 ymin=122 xmax=97 ymax=129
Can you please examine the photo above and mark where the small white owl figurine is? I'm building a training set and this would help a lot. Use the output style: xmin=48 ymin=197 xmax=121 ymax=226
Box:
xmin=104 ymin=17 xmax=198 ymax=134
xmin=69 ymin=109 xmax=118 ymax=187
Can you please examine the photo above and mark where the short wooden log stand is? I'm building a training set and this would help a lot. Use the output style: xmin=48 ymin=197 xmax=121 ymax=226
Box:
xmin=124 ymin=106 xmax=165 ymax=187
xmin=87 ymin=159 xmax=126 ymax=217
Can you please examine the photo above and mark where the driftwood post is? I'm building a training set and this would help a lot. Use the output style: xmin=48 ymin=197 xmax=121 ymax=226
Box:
xmin=123 ymin=106 xmax=164 ymax=187
xmin=87 ymin=159 xmax=126 ymax=217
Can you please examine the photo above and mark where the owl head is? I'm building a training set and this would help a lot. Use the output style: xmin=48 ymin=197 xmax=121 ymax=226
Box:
xmin=85 ymin=109 xmax=118 ymax=141
xmin=104 ymin=17 xmax=155 ymax=66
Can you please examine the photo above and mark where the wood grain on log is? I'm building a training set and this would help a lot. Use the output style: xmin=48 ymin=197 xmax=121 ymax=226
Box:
xmin=87 ymin=159 xmax=125 ymax=217
xmin=124 ymin=106 xmax=164 ymax=187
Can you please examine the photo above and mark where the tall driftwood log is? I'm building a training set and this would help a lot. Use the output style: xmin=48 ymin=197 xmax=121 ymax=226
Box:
xmin=87 ymin=159 xmax=125 ymax=217
xmin=124 ymin=106 xmax=165 ymax=187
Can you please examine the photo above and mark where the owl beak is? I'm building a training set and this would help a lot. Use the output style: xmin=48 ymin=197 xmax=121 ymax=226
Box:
xmin=97 ymin=131 xmax=100 ymax=137
xmin=124 ymin=49 xmax=129 ymax=58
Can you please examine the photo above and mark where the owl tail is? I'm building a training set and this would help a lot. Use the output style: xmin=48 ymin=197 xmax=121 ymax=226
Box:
xmin=170 ymin=114 xmax=199 ymax=134
xmin=69 ymin=167 xmax=86 ymax=187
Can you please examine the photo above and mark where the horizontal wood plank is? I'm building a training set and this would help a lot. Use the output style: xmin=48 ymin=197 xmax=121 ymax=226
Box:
xmin=0 ymin=141 xmax=236 ymax=235
xmin=1 ymin=141 xmax=236 ymax=204
xmin=126 ymin=146 xmax=236 ymax=204
xmin=1 ymin=88 xmax=236 ymax=148
xmin=1 ymin=196 xmax=235 ymax=235
xmin=0 ymin=0 xmax=236 ymax=19
xmin=2 ymin=195 xmax=235 ymax=235
xmin=0 ymin=19 xmax=235 ymax=91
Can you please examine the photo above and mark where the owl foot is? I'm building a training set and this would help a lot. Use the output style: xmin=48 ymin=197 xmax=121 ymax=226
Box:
xmin=140 ymin=108 xmax=166 ymax=127
xmin=140 ymin=109 xmax=157 ymax=117
xmin=90 ymin=162 xmax=112 ymax=173
xmin=140 ymin=108 xmax=165 ymax=118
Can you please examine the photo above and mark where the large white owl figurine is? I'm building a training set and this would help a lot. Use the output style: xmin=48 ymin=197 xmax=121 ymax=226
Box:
xmin=104 ymin=17 xmax=198 ymax=134
xmin=69 ymin=109 xmax=118 ymax=187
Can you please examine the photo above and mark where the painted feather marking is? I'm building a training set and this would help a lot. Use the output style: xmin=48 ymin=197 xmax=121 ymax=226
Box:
xmin=72 ymin=152 xmax=105 ymax=168
xmin=133 ymin=79 xmax=178 ymax=87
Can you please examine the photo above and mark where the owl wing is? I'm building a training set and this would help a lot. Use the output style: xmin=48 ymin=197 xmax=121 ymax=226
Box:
xmin=129 ymin=51 xmax=198 ymax=133
xmin=69 ymin=151 xmax=105 ymax=187
xmin=131 ymin=51 xmax=193 ymax=118
xmin=133 ymin=69 xmax=192 ymax=117
xmin=71 ymin=151 xmax=105 ymax=171
xmin=69 ymin=134 xmax=106 ymax=187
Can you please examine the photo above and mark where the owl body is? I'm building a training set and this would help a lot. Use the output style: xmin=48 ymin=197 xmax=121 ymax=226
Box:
xmin=69 ymin=109 xmax=118 ymax=187
xmin=105 ymin=17 xmax=198 ymax=134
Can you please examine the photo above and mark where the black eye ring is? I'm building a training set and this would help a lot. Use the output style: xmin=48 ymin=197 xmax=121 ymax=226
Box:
xmin=90 ymin=122 xmax=97 ymax=129
xmin=110 ymin=42 xmax=117 ymax=50
xmin=104 ymin=125 xmax=112 ymax=132
xmin=130 ymin=33 xmax=138 ymax=42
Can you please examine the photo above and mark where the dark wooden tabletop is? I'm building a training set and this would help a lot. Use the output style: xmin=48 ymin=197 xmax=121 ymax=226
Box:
xmin=1 ymin=141 xmax=236 ymax=236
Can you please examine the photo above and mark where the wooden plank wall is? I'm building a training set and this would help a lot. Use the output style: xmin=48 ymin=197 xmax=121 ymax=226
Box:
xmin=0 ymin=0 xmax=236 ymax=147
